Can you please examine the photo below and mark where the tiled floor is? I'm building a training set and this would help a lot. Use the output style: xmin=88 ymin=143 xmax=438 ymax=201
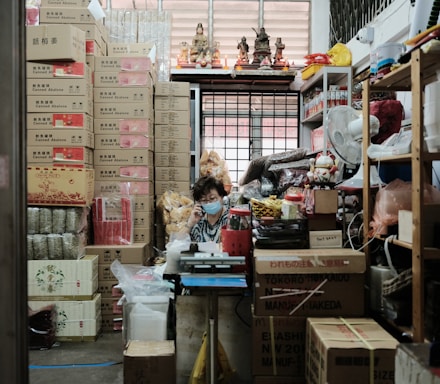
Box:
xmin=29 ymin=332 xmax=124 ymax=384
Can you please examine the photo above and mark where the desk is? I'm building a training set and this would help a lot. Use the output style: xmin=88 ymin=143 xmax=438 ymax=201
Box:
xmin=180 ymin=273 xmax=247 ymax=384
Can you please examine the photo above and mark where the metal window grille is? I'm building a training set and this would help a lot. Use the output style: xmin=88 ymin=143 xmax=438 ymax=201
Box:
xmin=329 ymin=0 xmax=395 ymax=46
xmin=201 ymin=90 xmax=299 ymax=184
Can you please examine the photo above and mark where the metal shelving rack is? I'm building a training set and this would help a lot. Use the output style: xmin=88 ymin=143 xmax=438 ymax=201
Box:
xmin=299 ymin=66 xmax=353 ymax=153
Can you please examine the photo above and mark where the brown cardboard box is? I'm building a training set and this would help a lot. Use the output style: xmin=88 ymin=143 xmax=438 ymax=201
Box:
xmin=123 ymin=340 xmax=176 ymax=384
xmin=155 ymin=180 xmax=191 ymax=196
xmin=94 ymin=102 xmax=153 ymax=119
xmin=27 ymin=145 xmax=94 ymax=166
xmin=154 ymin=138 xmax=190 ymax=153
xmin=133 ymin=211 xmax=153 ymax=228
xmin=309 ymin=230 xmax=343 ymax=249
xmin=132 ymin=194 xmax=155 ymax=212
xmin=94 ymin=56 xmax=154 ymax=72
xmin=306 ymin=214 xmax=337 ymax=230
xmin=101 ymin=314 xmax=123 ymax=332
xmin=107 ymin=42 xmax=154 ymax=57
xmin=27 ymin=112 xmax=93 ymax=130
xmin=94 ymin=134 xmax=153 ymax=150
xmin=252 ymin=313 xmax=306 ymax=378
xmin=100 ymin=297 xmax=121 ymax=315
xmin=155 ymin=152 xmax=191 ymax=167
xmin=253 ymin=248 xmax=366 ymax=317
xmin=39 ymin=7 xmax=96 ymax=24
xmin=94 ymin=118 xmax=153 ymax=135
xmin=27 ymin=94 xmax=93 ymax=115
xmin=154 ymin=95 xmax=190 ymax=111
xmin=40 ymin=0 xmax=94 ymax=6
xmin=398 ymin=205 xmax=440 ymax=247
xmin=27 ymin=77 xmax=92 ymax=96
xmin=154 ymin=109 xmax=190 ymax=125
xmin=97 ymin=281 xmax=122 ymax=298
xmin=155 ymin=166 xmax=190 ymax=182
xmin=94 ymin=71 xmax=153 ymax=88
xmin=154 ymin=124 xmax=191 ymax=140
xmin=155 ymin=81 xmax=190 ymax=97
xmin=27 ymin=166 xmax=94 ymax=206
xmin=93 ymin=149 xmax=154 ymax=166
xmin=85 ymin=243 xmax=149 ymax=264
xmin=27 ymin=129 xmax=94 ymax=148
xmin=133 ymin=226 xmax=154 ymax=244
xmin=28 ymin=255 xmax=98 ymax=300
xmin=94 ymin=165 xmax=153 ymax=181
xmin=305 ymin=317 xmax=398 ymax=384
xmin=313 ymin=189 xmax=338 ymax=214
xmin=93 ymin=87 xmax=153 ymax=103
xmin=26 ymin=61 xmax=90 ymax=79
xmin=94 ymin=180 xmax=153 ymax=196
xmin=26 ymin=24 xmax=86 ymax=62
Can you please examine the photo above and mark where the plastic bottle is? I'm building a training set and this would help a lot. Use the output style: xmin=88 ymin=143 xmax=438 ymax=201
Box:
xmin=281 ymin=194 xmax=303 ymax=220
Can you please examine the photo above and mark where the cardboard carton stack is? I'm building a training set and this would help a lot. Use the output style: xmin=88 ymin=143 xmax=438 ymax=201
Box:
xmin=153 ymin=81 xmax=191 ymax=195
xmin=84 ymin=243 xmax=149 ymax=332
xmin=154 ymin=81 xmax=192 ymax=248
xmin=252 ymin=248 xmax=370 ymax=383
xmin=93 ymin=55 xmax=156 ymax=248
xmin=25 ymin=1 xmax=108 ymax=341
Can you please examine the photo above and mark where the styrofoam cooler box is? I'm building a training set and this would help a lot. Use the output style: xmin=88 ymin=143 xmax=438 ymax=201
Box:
xmin=123 ymin=295 xmax=170 ymax=343
xmin=28 ymin=293 xmax=102 ymax=341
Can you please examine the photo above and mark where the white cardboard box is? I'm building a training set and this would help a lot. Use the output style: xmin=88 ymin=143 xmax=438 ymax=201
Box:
xmin=28 ymin=255 xmax=98 ymax=300
xmin=28 ymin=293 xmax=101 ymax=341
xmin=309 ymin=230 xmax=343 ymax=249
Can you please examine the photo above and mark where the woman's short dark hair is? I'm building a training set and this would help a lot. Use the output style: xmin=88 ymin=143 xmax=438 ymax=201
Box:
xmin=192 ymin=176 xmax=226 ymax=201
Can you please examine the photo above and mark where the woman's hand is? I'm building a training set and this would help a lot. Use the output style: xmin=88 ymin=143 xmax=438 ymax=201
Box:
xmin=187 ymin=203 xmax=204 ymax=228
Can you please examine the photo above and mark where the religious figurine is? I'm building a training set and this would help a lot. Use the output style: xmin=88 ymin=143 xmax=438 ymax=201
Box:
xmin=274 ymin=37 xmax=285 ymax=64
xmin=252 ymin=27 xmax=271 ymax=66
xmin=212 ymin=41 xmax=221 ymax=66
xmin=190 ymin=23 xmax=208 ymax=63
xmin=253 ymin=27 xmax=270 ymax=51
xmin=178 ymin=41 xmax=189 ymax=65
xmin=236 ymin=36 xmax=249 ymax=64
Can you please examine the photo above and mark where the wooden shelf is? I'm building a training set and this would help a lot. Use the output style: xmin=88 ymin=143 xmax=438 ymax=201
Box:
xmin=363 ymin=49 xmax=440 ymax=343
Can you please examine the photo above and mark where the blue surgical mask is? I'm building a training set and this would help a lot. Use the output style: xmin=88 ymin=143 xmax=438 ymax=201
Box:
xmin=202 ymin=200 xmax=222 ymax=215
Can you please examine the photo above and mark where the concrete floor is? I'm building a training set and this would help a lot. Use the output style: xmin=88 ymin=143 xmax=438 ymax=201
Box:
xmin=29 ymin=332 xmax=125 ymax=384
xmin=28 ymin=295 xmax=253 ymax=384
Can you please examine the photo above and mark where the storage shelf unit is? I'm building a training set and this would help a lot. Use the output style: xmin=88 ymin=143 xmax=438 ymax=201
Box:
xmin=362 ymin=49 xmax=440 ymax=342
xmin=300 ymin=66 xmax=352 ymax=153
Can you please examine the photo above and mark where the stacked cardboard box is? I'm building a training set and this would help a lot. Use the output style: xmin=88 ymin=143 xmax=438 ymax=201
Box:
xmin=154 ymin=81 xmax=192 ymax=248
xmin=28 ymin=255 xmax=101 ymax=341
xmin=154 ymin=81 xmax=192 ymax=196
xmin=93 ymin=55 xmax=156 ymax=247
xmin=305 ymin=317 xmax=398 ymax=384
xmin=38 ymin=0 xmax=108 ymax=58
xmin=85 ymin=243 xmax=150 ymax=332
xmin=252 ymin=248 xmax=367 ymax=383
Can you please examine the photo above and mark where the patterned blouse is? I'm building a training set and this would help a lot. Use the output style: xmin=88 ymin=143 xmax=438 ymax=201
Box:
xmin=190 ymin=209 xmax=229 ymax=243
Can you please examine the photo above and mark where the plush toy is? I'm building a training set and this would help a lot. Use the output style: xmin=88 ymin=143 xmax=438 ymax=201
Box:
xmin=307 ymin=153 xmax=339 ymax=184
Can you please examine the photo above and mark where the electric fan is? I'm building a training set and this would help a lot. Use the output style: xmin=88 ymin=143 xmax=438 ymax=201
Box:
xmin=326 ymin=105 xmax=384 ymax=191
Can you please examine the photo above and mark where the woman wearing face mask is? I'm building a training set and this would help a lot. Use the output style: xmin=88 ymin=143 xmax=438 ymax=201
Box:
xmin=185 ymin=175 xmax=229 ymax=243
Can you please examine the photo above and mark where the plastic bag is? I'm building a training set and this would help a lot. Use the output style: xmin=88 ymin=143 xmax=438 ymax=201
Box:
xmin=199 ymin=149 xmax=232 ymax=191
xmin=164 ymin=233 xmax=192 ymax=274
xmin=110 ymin=260 xmax=171 ymax=303
xmin=156 ymin=190 xmax=193 ymax=235
xmin=370 ymin=179 xmax=440 ymax=235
